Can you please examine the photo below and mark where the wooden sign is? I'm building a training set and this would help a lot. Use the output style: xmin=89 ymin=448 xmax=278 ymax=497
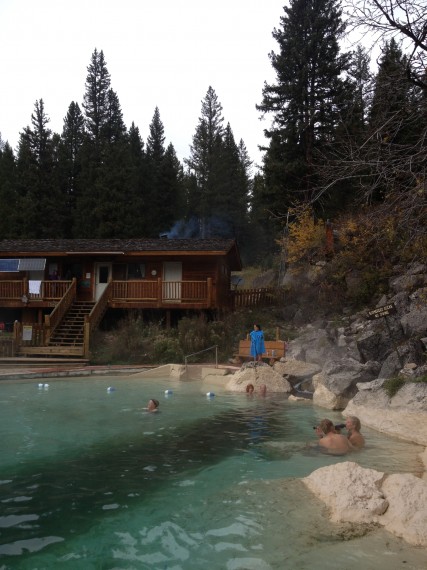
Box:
xmin=367 ymin=303 xmax=397 ymax=320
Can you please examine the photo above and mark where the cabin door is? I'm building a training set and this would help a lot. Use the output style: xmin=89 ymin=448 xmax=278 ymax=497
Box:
xmin=163 ymin=262 xmax=182 ymax=301
xmin=94 ymin=262 xmax=112 ymax=301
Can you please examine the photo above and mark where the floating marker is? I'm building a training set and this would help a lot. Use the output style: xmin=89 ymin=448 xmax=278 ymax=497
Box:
xmin=38 ymin=383 xmax=44 ymax=388
xmin=43 ymin=383 xmax=49 ymax=389
xmin=164 ymin=389 xmax=173 ymax=395
xmin=107 ymin=386 xmax=116 ymax=393
xmin=206 ymin=391 xmax=215 ymax=398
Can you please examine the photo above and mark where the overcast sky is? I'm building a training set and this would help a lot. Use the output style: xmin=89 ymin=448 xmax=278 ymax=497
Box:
xmin=0 ymin=0 xmax=285 ymax=169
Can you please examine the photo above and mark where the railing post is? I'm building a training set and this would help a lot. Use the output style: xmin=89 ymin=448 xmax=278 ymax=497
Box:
xmin=44 ymin=314 xmax=51 ymax=345
xmin=207 ymin=278 xmax=212 ymax=308
xmin=157 ymin=278 xmax=162 ymax=307
xmin=84 ymin=321 xmax=90 ymax=358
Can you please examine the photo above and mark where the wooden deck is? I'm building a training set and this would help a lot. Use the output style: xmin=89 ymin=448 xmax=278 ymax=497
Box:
xmin=0 ymin=278 xmax=215 ymax=310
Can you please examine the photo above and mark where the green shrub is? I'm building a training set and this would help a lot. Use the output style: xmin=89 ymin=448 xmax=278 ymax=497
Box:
xmin=383 ymin=377 xmax=405 ymax=398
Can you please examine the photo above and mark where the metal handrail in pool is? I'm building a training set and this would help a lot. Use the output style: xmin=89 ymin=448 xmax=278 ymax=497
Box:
xmin=184 ymin=345 xmax=218 ymax=369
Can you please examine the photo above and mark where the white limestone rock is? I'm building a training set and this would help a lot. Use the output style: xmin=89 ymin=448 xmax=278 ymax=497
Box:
xmin=303 ymin=462 xmax=427 ymax=546
xmin=226 ymin=365 xmax=292 ymax=392
xmin=381 ymin=473 xmax=427 ymax=546
xmin=345 ymin=381 xmax=427 ymax=446
xmin=312 ymin=379 xmax=348 ymax=410
xmin=303 ymin=462 xmax=388 ymax=523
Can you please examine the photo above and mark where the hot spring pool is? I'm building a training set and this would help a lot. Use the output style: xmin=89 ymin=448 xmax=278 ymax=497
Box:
xmin=0 ymin=375 xmax=425 ymax=569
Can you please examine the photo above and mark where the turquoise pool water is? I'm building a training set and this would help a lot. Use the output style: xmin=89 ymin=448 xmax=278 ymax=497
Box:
xmin=0 ymin=375 xmax=425 ymax=569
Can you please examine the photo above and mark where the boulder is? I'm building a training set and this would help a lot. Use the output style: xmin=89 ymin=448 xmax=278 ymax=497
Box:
xmin=303 ymin=462 xmax=427 ymax=547
xmin=390 ymin=272 xmax=427 ymax=294
xmin=378 ymin=339 xmax=425 ymax=378
xmin=312 ymin=358 xmax=380 ymax=410
xmin=356 ymin=322 xmax=403 ymax=363
xmin=400 ymin=305 xmax=427 ymax=337
xmin=286 ymin=326 xmax=343 ymax=365
xmin=303 ymin=462 xmax=388 ymax=523
xmin=380 ymin=473 xmax=427 ymax=546
xmin=344 ymin=381 xmax=427 ymax=446
xmin=226 ymin=365 xmax=292 ymax=393
xmin=312 ymin=381 xmax=348 ymax=410
xmin=273 ymin=359 xmax=321 ymax=387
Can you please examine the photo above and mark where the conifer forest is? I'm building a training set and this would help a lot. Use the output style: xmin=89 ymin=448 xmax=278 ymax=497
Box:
xmin=0 ymin=0 xmax=426 ymax=267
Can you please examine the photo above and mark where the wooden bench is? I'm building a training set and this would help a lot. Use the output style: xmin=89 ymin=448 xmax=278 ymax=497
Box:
xmin=235 ymin=338 xmax=287 ymax=364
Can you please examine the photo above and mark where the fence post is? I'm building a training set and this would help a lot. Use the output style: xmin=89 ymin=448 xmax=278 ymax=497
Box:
xmin=13 ymin=321 xmax=21 ymax=355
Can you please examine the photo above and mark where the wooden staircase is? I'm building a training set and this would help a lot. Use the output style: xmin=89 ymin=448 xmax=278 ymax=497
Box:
xmin=48 ymin=301 xmax=95 ymax=348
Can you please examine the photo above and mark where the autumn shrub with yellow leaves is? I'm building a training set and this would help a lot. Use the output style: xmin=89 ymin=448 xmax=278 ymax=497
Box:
xmin=277 ymin=204 xmax=326 ymax=265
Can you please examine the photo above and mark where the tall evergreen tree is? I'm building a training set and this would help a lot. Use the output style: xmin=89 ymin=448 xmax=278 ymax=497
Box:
xmin=75 ymin=50 xmax=133 ymax=238
xmin=126 ymin=122 xmax=148 ymax=237
xmin=57 ymin=101 xmax=85 ymax=236
xmin=257 ymin=0 xmax=349 ymax=213
xmin=145 ymin=107 xmax=167 ymax=236
xmin=82 ymin=48 xmax=111 ymax=144
xmin=0 ymin=142 xmax=18 ymax=238
xmin=15 ymin=100 xmax=67 ymax=237
xmin=369 ymin=39 xmax=413 ymax=145
xmin=185 ymin=86 xmax=225 ymax=228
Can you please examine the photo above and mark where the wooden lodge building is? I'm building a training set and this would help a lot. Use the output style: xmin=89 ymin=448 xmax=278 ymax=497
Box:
xmin=0 ymin=238 xmax=242 ymax=358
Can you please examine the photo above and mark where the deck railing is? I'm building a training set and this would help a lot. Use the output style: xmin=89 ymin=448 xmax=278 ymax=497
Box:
xmin=37 ymin=280 xmax=71 ymax=300
xmin=0 ymin=279 xmax=72 ymax=301
xmin=232 ymin=286 xmax=286 ymax=308
xmin=111 ymin=279 xmax=212 ymax=306
xmin=0 ymin=280 xmax=25 ymax=300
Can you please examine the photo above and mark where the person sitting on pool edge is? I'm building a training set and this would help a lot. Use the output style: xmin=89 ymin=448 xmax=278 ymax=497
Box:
xmin=345 ymin=415 xmax=365 ymax=449
xmin=315 ymin=418 xmax=351 ymax=455
xmin=145 ymin=399 xmax=160 ymax=412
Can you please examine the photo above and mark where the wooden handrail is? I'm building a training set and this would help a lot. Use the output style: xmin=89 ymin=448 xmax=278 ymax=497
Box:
xmin=87 ymin=281 xmax=112 ymax=332
xmin=44 ymin=278 xmax=76 ymax=342
xmin=84 ymin=282 xmax=113 ymax=358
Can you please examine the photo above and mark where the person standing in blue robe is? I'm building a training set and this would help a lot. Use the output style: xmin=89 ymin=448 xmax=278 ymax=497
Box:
xmin=250 ymin=324 xmax=266 ymax=362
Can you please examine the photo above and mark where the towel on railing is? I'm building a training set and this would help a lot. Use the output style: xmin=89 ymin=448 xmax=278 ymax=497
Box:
xmin=29 ymin=280 xmax=41 ymax=295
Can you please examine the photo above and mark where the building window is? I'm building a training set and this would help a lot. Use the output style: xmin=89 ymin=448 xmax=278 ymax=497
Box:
xmin=128 ymin=263 xmax=145 ymax=279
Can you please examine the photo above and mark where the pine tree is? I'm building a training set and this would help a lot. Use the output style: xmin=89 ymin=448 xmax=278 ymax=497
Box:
xmin=58 ymin=101 xmax=85 ymax=236
xmin=15 ymin=100 xmax=67 ymax=237
xmin=0 ymin=142 xmax=18 ymax=238
xmin=145 ymin=107 xmax=167 ymax=236
xmin=82 ymin=49 xmax=111 ymax=144
xmin=257 ymin=0 xmax=349 ymax=212
xmin=369 ymin=39 xmax=413 ymax=145
xmin=75 ymin=50 xmax=133 ymax=238
xmin=126 ymin=122 xmax=147 ymax=237
xmin=185 ymin=86 xmax=225 ymax=229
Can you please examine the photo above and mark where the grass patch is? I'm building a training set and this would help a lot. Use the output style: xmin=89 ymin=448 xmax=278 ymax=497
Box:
xmin=383 ymin=377 xmax=405 ymax=398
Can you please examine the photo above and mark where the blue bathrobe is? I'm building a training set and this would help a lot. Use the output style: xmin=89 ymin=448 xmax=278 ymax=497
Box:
xmin=250 ymin=329 xmax=265 ymax=357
